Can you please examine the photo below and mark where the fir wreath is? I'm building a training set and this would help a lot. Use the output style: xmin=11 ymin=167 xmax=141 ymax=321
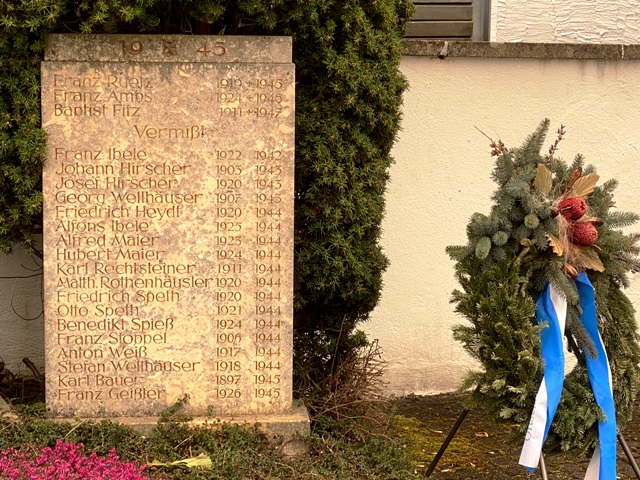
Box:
xmin=447 ymin=120 xmax=640 ymax=454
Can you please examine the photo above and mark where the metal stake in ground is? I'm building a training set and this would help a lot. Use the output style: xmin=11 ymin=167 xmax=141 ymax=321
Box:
xmin=424 ymin=409 xmax=640 ymax=479
xmin=423 ymin=406 xmax=470 ymax=477
xmin=618 ymin=431 xmax=640 ymax=479
xmin=423 ymin=404 xmax=548 ymax=479
xmin=539 ymin=452 xmax=549 ymax=480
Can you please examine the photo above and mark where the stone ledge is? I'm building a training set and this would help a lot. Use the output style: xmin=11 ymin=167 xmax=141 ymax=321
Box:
xmin=50 ymin=399 xmax=310 ymax=456
xmin=402 ymin=40 xmax=640 ymax=60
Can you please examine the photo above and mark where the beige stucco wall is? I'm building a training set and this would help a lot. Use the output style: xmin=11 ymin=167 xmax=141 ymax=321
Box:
xmin=0 ymin=239 xmax=44 ymax=376
xmin=364 ymin=53 xmax=640 ymax=394
xmin=491 ymin=0 xmax=640 ymax=43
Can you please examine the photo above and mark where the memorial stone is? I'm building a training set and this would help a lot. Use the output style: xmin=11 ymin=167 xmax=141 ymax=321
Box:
xmin=42 ymin=34 xmax=296 ymax=420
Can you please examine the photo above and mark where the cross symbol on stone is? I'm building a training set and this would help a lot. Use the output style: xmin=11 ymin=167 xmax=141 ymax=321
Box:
xmin=162 ymin=41 xmax=176 ymax=55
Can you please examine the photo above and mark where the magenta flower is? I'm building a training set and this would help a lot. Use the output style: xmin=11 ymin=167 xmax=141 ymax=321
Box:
xmin=0 ymin=440 xmax=147 ymax=480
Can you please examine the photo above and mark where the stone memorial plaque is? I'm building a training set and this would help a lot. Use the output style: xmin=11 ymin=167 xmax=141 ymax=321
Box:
xmin=42 ymin=34 xmax=294 ymax=418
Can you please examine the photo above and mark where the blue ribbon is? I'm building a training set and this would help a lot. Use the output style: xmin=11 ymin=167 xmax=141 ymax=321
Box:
xmin=535 ymin=283 xmax=566 ymax=445
xmin=527 ymin=273 xmax=616 ymax=479
xmin=575 ymin=272 xmax=617 ymax=480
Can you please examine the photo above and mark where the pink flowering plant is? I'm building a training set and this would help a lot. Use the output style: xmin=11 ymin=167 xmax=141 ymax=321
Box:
xmin=0 ymin=439 xmax=148 ymax=480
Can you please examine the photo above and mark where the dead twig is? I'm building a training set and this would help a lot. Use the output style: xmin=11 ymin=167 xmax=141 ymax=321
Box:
xmin=22 ymin=358 xmax=44 ymax=387
xmin=311 ymin=339 xmax=389 ymax=426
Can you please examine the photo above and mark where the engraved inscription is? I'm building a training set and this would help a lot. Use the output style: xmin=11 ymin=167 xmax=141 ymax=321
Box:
xmin=42 ymin=34 xmax=294 ymax=418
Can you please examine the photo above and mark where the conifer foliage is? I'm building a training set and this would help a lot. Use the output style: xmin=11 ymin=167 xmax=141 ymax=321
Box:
xmin=0 ymin=1 xmax=412 ymax=405
xmin=448 ymin=120 xmax=640 ymax=453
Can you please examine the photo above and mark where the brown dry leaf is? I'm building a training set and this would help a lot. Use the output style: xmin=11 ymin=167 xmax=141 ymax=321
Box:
xmin=576 ymin=247 xmax=605 ymax=272
xmin=547 ymin=233 xmax=564 ymax=256
xmin=563 ymin=263 xmax=578 ymax=278
xmin=564 ymin=167 xmax=583 ymax=193
xmin=576 ymin=216 xmax=604 ymax=227
xmin=568 ymin=172 xmax=599 ymax=198
xmin=534 ymin=163 xmax=553 ymax=196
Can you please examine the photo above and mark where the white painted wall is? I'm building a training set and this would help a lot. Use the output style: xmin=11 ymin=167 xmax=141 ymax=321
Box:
xmin=364 ymin=55 xmax=640 ymax=394
xmin=491 ymin=0 xmax=640 ymax=43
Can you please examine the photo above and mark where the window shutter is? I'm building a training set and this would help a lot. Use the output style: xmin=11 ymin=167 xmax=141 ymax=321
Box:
xmin=405 ymin=1 xmax=475 ymax=40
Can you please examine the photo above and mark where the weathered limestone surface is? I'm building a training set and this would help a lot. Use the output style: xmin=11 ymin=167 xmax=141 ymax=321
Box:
xmin=42 ymin=34 xmax=295 ymax=418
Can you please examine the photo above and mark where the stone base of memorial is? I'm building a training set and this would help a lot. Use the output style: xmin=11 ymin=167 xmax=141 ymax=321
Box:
xmin=41 ymin=33 xmax=308 ymax=447
xmin=50 ymin=399 xmax=310 ymax=457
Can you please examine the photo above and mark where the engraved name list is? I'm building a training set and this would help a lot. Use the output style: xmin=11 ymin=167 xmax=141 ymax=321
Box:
xmin=42 ymin=35 xmax=295 ymax=417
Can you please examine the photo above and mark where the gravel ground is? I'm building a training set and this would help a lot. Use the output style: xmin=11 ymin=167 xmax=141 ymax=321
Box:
xmin=394 ymin=392 xmax=640 ymax=479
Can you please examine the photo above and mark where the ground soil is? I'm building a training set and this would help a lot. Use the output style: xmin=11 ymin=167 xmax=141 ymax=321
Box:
xmin=394 ymin=392 xmax=640 ymax=479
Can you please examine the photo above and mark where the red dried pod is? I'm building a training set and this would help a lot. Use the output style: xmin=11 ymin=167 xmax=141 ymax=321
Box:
xmin=569 ymin=222 xmax=599 ymax=246
xmin=558 ymin=196 xmax=588 ymax=221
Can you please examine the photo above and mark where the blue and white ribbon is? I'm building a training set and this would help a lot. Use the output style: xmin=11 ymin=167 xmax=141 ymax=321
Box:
xmin=519 ymin=272 xmax=616 ymax=480
xmin=519 ymin=282 xmax=566 ymax=469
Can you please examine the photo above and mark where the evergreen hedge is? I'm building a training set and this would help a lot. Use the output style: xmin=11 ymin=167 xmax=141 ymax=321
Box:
xmin=0 ymin=1 xmax=413 ymax=405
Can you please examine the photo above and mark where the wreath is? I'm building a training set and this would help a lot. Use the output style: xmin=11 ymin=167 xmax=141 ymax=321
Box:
xmin=447 ymin=120 xmax=640 ymax=454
